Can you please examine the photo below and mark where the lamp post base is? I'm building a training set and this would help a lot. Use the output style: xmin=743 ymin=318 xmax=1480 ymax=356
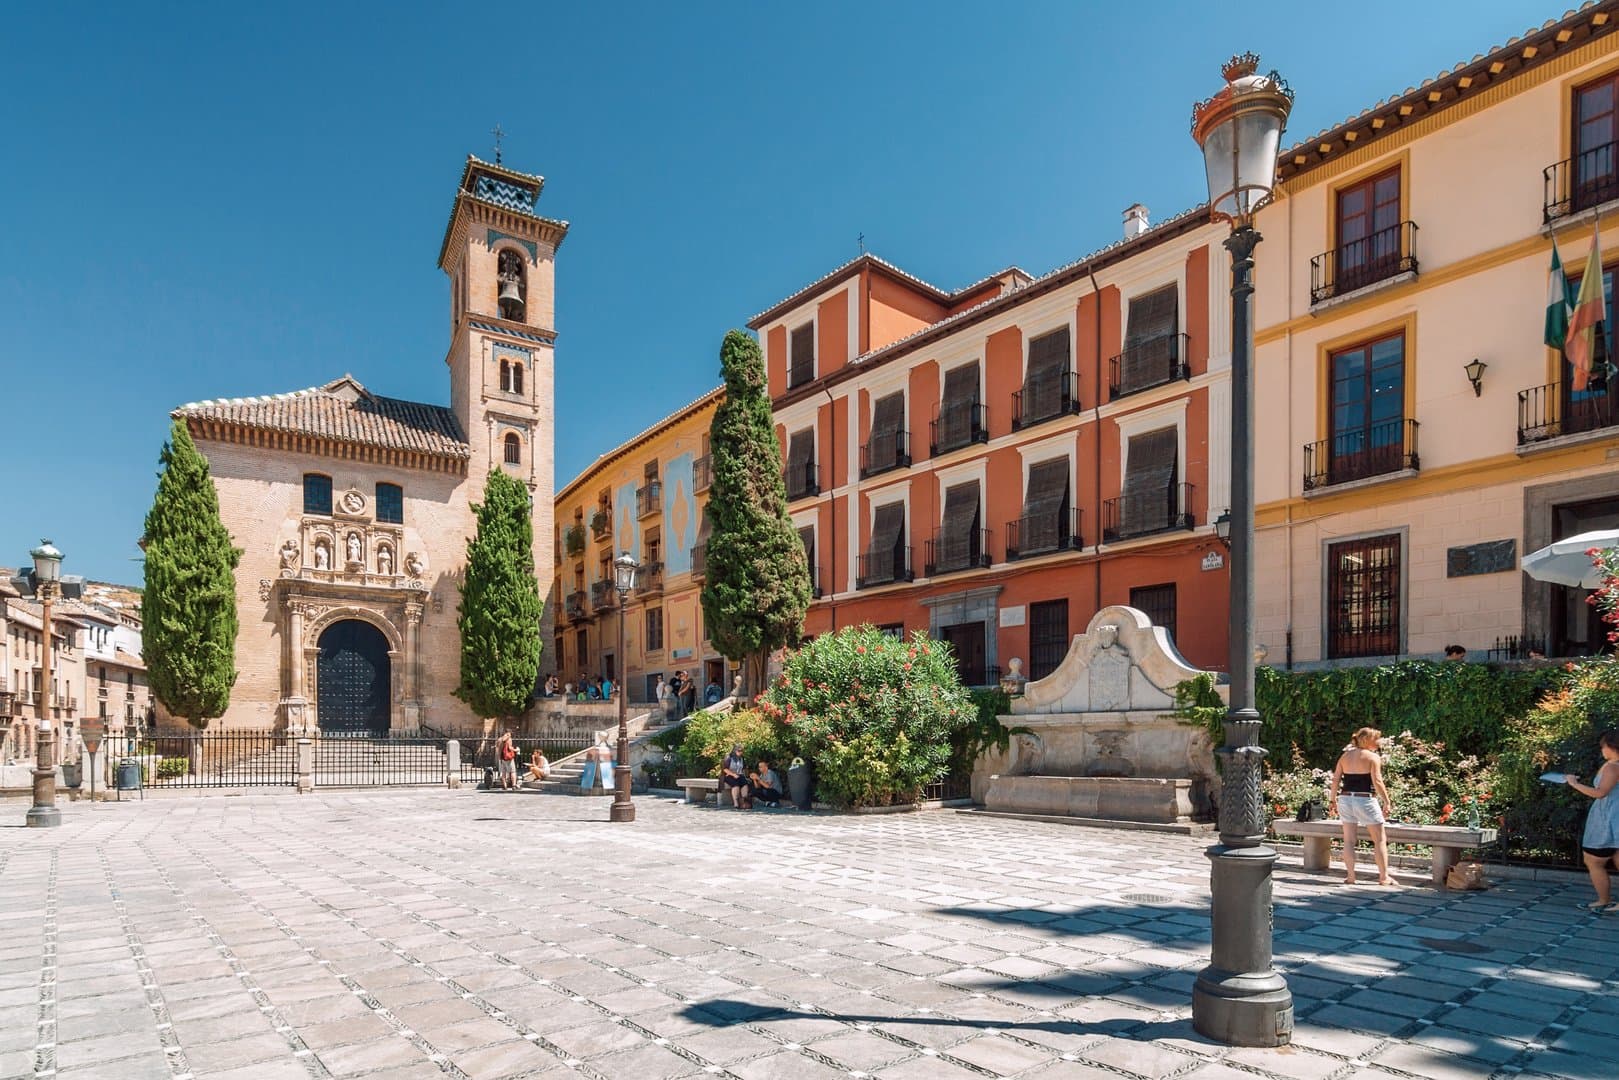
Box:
xmin=26 ymin=804 xmax=62 ymax=828
xmin=1193 ymin=843 xmax=1293 ymax=1046
xmin=609 ymin=801 xmax=636 ymax=823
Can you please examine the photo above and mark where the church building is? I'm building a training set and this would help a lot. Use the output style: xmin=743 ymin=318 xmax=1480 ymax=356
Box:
xmin=170 ymin=156 xmax=563 ymax=734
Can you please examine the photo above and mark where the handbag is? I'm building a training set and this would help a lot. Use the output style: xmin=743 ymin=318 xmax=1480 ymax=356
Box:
xmin=1296 ymin=798 xmax=1328 ymax=822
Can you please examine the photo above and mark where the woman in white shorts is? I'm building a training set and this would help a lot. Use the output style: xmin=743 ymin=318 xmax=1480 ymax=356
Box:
xmin=1327 ymin=726 xmax=1394 ymax=886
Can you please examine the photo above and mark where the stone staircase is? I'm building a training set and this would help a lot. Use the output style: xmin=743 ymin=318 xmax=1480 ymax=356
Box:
xmin=519 ymin=702 xmax=726 ymax=795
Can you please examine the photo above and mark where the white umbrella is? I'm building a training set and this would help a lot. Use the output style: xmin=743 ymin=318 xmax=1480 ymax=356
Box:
xmin=1521 ymin=528 xmax=1619 ymax=589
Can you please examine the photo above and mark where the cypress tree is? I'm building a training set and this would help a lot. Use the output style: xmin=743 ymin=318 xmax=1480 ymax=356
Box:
xmin=141 ymin=419 xmax=242 ymax=729
xmin=701 ymin=329 xmax=812 ymax=695
xmin=457 ymin=468 xmax=543 ymax=719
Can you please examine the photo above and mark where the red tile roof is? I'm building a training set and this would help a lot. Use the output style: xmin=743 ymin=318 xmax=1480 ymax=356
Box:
xmin=174 ymin=376 xmax=469 ymax=461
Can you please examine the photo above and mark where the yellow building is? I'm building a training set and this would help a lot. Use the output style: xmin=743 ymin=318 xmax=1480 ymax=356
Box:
xmin=553 ymin=388 xmax=736 ymax=700
xmin=1252 ymin=4 xmax=1619 ymax=664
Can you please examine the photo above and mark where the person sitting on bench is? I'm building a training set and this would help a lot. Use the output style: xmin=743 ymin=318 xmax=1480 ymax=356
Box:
xmin=749 ymin=759 xmax=783 ymax=808
xmin=721 ymin=743 xmax=750 ymax=808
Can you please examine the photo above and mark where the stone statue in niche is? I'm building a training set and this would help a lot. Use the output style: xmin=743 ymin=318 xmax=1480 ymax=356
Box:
xmin=279 ymin=539 xmax=299 ymax=574
xmin=377 ymin=546 xmax=393 ymax=576
xmin=346 ymin=532 xmax=362 ymax=565
xmin=313 ymin=539 xmax=331 ymax=570
xmin=405 ymin=551 xmax=425 ymax=579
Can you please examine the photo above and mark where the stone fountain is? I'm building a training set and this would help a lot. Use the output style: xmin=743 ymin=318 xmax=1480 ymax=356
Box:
xmin=973 ymin=605 xmax=1221 ymax=829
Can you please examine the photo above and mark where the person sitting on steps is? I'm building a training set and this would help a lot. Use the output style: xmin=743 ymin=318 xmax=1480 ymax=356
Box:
xmin=526 ymin=747 xmax=550 ymax=783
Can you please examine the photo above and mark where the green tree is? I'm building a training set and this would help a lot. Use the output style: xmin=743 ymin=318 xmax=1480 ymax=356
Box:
xmin=457 ymin=469 xmax=543 ymax=719
xmin=701 ymin=330 xmax=812 ymax=696
xmin=141 ymin=419 xmax=242 ymax=729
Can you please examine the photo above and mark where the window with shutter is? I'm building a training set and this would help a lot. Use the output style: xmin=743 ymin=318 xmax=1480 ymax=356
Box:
xmin=1118 ymin=286 xmax=1180 ymax=397
xmin=797 ymin=525 xmax=818 ymax=594
xmin=1028 ymin=599 xmax=1070 ymax=681
xmin=865 ymin=392 xmax=906 ymax=475
xmin=693 ymin=507 xmax=712 ymax=575
xmin=1019 ymin=459 xmax=1070 ymax=555
xmin=936 ymin=481 xmax=982 ymax=573
xmin=786 ymin=429 xmax=816 ymax=499
xmin=865 ymin=503 xmax=907 ymax=584
xmin=1121 ymin=427 xmax=1178 ymax=537
xmin=1022 ymin=328 xmax=1071 ymax=424
xmin=937 ymin=362 xmax=981 ymax=452
xmin=789 ymin=323 xmax=815 ymax=388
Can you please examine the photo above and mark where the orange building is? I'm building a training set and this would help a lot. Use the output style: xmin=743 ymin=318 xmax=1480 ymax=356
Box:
xmin=751 ymin=211 xmax=1237 ymax=683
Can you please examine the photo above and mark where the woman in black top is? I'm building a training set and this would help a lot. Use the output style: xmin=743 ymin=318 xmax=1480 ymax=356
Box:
xmin=1327 ymin=726 xmax=1394 ymax=885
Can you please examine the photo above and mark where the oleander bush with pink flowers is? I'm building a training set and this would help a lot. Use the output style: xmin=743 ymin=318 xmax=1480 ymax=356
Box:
xmin=757 ymin=625 xmax=976 ymax=808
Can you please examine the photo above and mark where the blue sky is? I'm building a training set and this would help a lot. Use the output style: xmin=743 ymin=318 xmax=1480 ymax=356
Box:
xmin=2 ymin=1 xmax=1547 ymax=585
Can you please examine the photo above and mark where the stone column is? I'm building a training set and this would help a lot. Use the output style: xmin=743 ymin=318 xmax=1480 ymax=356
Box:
xmin=401 ymin=600 xmax=424 ymax=734
xmin=281 ymin=601 xmax=309 ymax=735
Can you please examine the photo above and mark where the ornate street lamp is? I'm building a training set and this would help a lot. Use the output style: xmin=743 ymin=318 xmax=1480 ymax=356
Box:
xmin=1190 ymin=54 xmax=1294 ymax=1047
xmin=27 ymin=540 xmax=64 ymax=828
xmin=609 ymin=550 xmax=640 ymax=823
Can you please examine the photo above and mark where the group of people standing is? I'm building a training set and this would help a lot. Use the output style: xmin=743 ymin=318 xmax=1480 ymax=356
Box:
xmin=656 ymin=670 xmax=698 ymax=722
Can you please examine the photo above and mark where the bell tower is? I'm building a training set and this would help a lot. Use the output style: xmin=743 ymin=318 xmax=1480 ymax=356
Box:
xmin=439 ymin=155 xmax=567 ymax=666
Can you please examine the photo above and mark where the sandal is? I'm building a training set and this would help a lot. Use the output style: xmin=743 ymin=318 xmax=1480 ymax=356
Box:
xmin=1603 ymin=902 xmax=1619 ymax=914
xmin=1583 ymin=900 xmax=1608 ymax=911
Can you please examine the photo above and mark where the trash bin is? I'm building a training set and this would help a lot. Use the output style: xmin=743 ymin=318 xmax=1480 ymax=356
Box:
xmin=116 ymin=760 xmax=142 ymax=791
xmin=787 ymin=757 xmax=813 ymax=811
xmin=61 ymin=762 xmax=82 ymax=789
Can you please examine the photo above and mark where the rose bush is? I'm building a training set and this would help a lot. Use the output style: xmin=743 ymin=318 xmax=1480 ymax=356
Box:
xmin=758 ymin=626 xmax=976 ymax=808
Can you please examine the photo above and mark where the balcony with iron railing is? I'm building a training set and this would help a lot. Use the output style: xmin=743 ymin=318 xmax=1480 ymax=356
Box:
xmin=1544 ymin=140 xmax=1619 ymax=223
xmin=590 ymin=580 xmax=617 ymax=610
xmin=1012 ymin=370 xmax=1081 ymax=430
xmin=1518 ymin=380 xmax=1615 ymax=445
xmin=691 ymin=544 xmax=706 ymax=579
xmin=785 ymin=461 xmax=819 ymax=502
xmin=1108 ymin=333 xmax=1190 ymax=401
xmin=925 ymin=529 xmax=992 ymax=577
xmin=1310 ymin=221 xmax=1419 ymax=305
xmin=636 ymin=482 xmax=662 ymax=519
xmin=590 ymin=507 xmax=612 ymax=540
xmin=693 ymin=454 xmax=712 ymax=493
xmin=637 ymin=561 xmax=664 ymax=597
xmin=1303 ymin=418 xmax=1421 ymax=491
xmin=565 ymin=591 xmax=587 ymax=620
xmin=930 ymin=403 xmax=989 ymax=456
xmin=808 ymin=562 xmax=822 ymax=600
xmin=563 ymin=523 xmax=587 ymax=558
xmin=860 ymin=430 xmax=911 ymax=479
xmin=1005 ymin=507 xmax=1083 ymax=560
xmin=1102 ymin=483 xmax=1196 ymax=543
xmin=857 ymin=546 xmax=914 ymax=589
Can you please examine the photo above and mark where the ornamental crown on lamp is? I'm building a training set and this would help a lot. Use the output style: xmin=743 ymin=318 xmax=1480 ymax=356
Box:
xmin=1191 ymin=53 xmax=1294 ymax=225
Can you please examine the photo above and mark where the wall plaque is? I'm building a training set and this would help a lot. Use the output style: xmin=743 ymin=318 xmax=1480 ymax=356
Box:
xmin=1446 ymin=539 xmax=1517 ymax=578
xmin=999 ymin=605 xmax=1026 ymax=628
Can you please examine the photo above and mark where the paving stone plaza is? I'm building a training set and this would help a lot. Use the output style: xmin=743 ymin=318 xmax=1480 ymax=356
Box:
xmin=2 ymin=791 xmax=1615 ymax=1080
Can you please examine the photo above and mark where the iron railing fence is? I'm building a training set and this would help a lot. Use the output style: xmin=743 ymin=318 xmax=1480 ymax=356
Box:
xmin=1544 ymin=139 xmax=1619 ymax=222
xmin=785 ymin=461 xmax=819 ymax=501
xmin=1303 ymin=418 xmax=1420 ymax=490
xmin=1109 ymin=333 xmax=1190 ymax=401
xmin=1310 ymin=221 xmax=1419 ymax=304
xmin=857 ymin=546 xmax=914 ymax=589
xmin=636 ymin=481 xmax=662 ymax=518
xmin=860 ymin=430 xmax=911 ymax=478
xmin=1005 ymin=508 xmax=1083 ymax=560
xmin=1517 ymin=380 xmax=1614 ymax=445
xmin=1011 ymin=370 xmax=1081 ymax=430
xmin=1101 ymin=483 xmax=1196 ymax=543
xmin=925 ymin=528 xmax=992 ymax=577
xmin=930 ymin=403 xmax=989 ymax=456
xmin=922 ymin=771 xmax=973 ymax=803
xmin=693 ymin=454 xmax=712 ymax=492
xmin=137 ymin=729 xmax=297 ymax=788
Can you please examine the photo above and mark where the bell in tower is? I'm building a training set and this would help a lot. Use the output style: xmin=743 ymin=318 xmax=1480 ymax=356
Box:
xmin=497 ymin=249 xmax=526 ymax=322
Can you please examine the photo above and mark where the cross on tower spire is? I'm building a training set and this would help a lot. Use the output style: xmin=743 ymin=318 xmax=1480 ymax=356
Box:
xmin=491 ymin=124 xmax=506 ymax=165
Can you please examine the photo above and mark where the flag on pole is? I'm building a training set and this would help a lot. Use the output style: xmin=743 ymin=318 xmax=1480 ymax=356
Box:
xmin=1565 ymin=232 xmax=1606 ymax=393
xmin=1545 ymin=239 xmax=1571 ymax=351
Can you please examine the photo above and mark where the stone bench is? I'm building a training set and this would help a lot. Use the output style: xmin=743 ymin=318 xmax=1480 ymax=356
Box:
xmin=677 ymin=777 xmax=726 ymax=806
xmin=1272 ymin=819 xmax=1497 ymax=888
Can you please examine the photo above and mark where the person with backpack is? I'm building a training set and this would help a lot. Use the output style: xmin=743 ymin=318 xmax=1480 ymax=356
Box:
xmin=495 ymin=729 xmax=518 ymax=791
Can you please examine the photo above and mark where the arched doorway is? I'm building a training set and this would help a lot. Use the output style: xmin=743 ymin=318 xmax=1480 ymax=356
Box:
xmin=316 ymin=620 xmax=391 ymax=736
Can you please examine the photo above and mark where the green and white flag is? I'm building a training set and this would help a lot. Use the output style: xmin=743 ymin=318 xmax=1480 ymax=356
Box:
xmin=1545 ymin=238 xmax=1571 ymax=351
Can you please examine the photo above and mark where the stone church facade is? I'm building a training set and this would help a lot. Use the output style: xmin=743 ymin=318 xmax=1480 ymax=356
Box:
xmin=171 ymin=157 xmax=562 ymax=734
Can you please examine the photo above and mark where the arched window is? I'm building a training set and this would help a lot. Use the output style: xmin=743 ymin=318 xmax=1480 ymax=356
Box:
xmin=497 ymin=249 xmax=526 ymax=321
xmin=504 ymin=433 xmax=522 ymax=465
xmin=303 ymin=474 xmax=332 ymax=515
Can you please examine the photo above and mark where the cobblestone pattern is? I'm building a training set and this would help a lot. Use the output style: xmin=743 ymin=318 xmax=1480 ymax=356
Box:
xmin=2 ymin=791 xmax=1617 ymax=1080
